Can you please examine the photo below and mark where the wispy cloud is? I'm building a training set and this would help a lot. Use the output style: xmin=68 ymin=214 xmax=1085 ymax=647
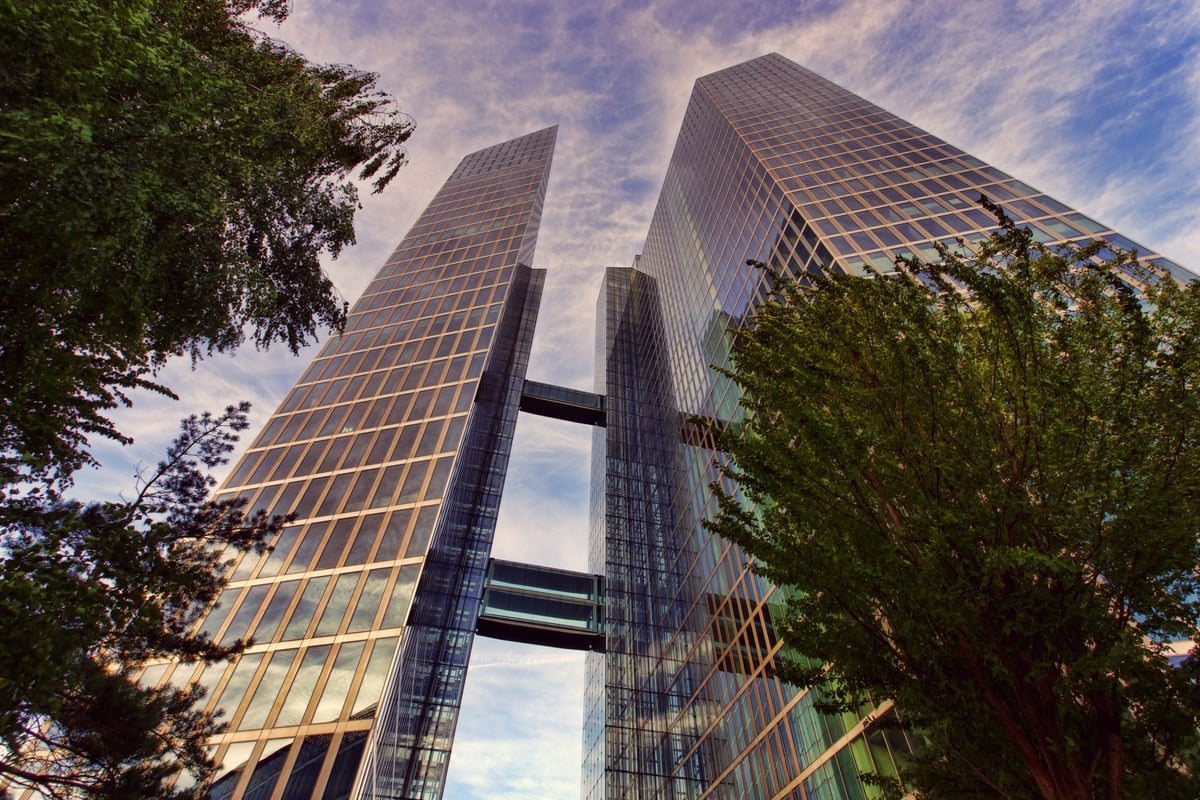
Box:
xmin=452 ymin=639 xmax=585 ymax=800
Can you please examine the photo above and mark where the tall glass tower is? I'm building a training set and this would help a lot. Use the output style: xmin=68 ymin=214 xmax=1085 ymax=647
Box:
xmin=584 ymin=53 xmax=1189 ymax=800
xmin=164 ymin=126 xmax=556 ymax=800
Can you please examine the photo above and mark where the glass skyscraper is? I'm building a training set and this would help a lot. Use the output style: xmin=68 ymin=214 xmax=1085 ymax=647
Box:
xmin=106 ymin=53 xmax=1190 ymax=800
xmin=584 ymin=53 xmax=1188 ymax=800
xmin=138 ymin=126 xmax=557 ymax=800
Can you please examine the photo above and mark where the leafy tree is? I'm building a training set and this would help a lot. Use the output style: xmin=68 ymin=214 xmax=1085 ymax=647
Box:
xmin=0 ymin=0 xmax=413 ymax=483
xmin=0 ymin=403 xmax=281 ymax=799
xmin=708 ymin=206 xmax=1200 ymax=800
xmin=0 ymin=2 xmax=410 ymax=794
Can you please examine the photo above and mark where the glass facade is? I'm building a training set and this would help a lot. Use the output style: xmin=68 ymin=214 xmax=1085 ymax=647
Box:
xmin=585 ymin=53 xmax=1189 ymax=800
xmin=135 ymin=127 xmax=557 ymax=800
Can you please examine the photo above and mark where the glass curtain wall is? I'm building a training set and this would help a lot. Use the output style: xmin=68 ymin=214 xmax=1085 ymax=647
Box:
xmin=136 ymin=127 xmax=557 ymax=800
xmin=592 ymin=53 xmax=1187 ymax=799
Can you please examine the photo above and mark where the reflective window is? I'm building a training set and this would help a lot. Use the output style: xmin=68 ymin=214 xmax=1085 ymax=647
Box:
xmin=285 ymin=523 xmax=327 ymax=574
xmin=196 ymin=586 xmax=239 ymax=640
xmin=404 ymin=507 xmax=439 ymax=558
xmin=347 ymin=569 xmax=391 ymax=632
xmin=315 ymin=573 xmax=358 ymax=637
xmin=351 ymin=637 xmax=399 ymax=715
xmin=279 ymin=577 xmax=330 ymax=641
xmin=257 ymin=526 xmax=299 ymax=579
xmin=213 ymin=652 xmax=264 ymax=716
xmin=238 ymin=649 xmax=296 ymax=730
xmin=275 ymin=645 xmax=330 ymax=727
xmin=312 ymin=641 xmax=367 ymax=723
xmin=252 ymin=580 xmax=300 ymax=641
xmin=218 ymin=585 xmax=269 ymax=646
xmin=382 ymin=564 xmax=420 ymax=628
xmin=315 ymin=518 xmax=355 ymax=570
xmin=345 ymin=515 xmax=383 ymax=565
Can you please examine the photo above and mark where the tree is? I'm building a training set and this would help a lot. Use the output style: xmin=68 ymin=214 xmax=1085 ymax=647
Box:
xmin=0 ymin=403 xmax=281 ymax=799
xmin=0 ymin=0 xmax=414 ymax=484
xmin=0 ymin=3 xmax=410 ymax=794
xmin=708 ymin=206 xmax=1200 ymax=800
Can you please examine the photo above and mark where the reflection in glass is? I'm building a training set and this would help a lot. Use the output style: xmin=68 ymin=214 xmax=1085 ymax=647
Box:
xmin=250 ymin=578 xmax=300 ymax=642
xmin=315 ymin=573 xmax=358 ymax=637
xmin=312 ymin=641 xmax=366 ymax=723
xmin=351 ymin=637 xmax=398 ymax=716
xmin=239 ymin=649 xmax=296 ymax=730
xmin=347 ymin=569 xmax=391 ymax=632
xmin=275 ymin=645 xmax=331 ymax=727
xmin=279 ymin=577 xmax=330 ymax=641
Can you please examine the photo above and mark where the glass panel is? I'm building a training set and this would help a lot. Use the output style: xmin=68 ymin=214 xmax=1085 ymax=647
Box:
xmin=315 ymin=573 xmax=359 ymax=636
xmin=347 ymin=569 xmax=391 ymax=632
xmin=423 ymin=457 xmax=454 ymax=501
xmin=238 ymin=649 xmax=297 ymax=730
xmin=275 ymin=645 xmax=331 ymax=727
xmin=277 ymin=734 xmax=333 ymax=800
xmin=229 ymin=545 xmax=264 ymax=581
xmin=189 ymin=662 xmax=223 ymax=711
xmin=324 ymin=733 xmax=369 ymax=800
xmin=404 ymin=506 xmax=439 ymax=558
xmin=382 ymin=564 xmax=420 ymax=628
xmin=251 ymin=580 xmax=300 ymax=643
xmin=291 ymin=481 xmax=325 ymax=520
xmin=285 ymin=522 xmax=327 ymax=574
xmin=343 ymin=468 xmax=379 ymax=514
xmin=213 ymin=652 xmax=264 ymax=717
xmin=138 ymin=662 xmax=168 ymax=689
xmin=312 ymin=641 xmax=366 ymax=723
xmin=267 ymin=444 xmax=303 ymax=482
xmin=197 ymin=586 xmax=240 ymax=640
xmin=268 ymin=482 xmax=302 ymax=518
xmin=390 ymin=423 xmax=420 ymax=459
xmin=316 ymin=472 xmax=353 ymax=517
xmin=351 ymin=637 xmax=398 ymax=715
xmin=375 ymin=509 xmax=411 ymax=562
xmin=241 ymin=737 xmax=293 ymax=800
xmin=208 ymin=740 xmax=257 ymax=800
xmin=482 ymin=589 xmax=596 ymax=630
xmin=218 ymin=585 xmax=269 ymax=646
xmin=316 ymin=517 xmax=356 ymax=570
xmin=345 ymin=514 xmax=384 ymax=565
xmin=280 ymin=576 xmax=330 ymax=641
xmin=397 ymin=460 xmax=429 ymax=504
xmin=258 ymin=526 xmax=301 ymax=579
xmin=371 ymin=464 xmax=403 ymax=509
xmin=317 ymin=436 xmax=350 ymax=472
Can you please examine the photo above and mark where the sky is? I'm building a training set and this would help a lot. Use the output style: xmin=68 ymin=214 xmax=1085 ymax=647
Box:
xmin=74 ymin=1 xmax=1200 ymax=797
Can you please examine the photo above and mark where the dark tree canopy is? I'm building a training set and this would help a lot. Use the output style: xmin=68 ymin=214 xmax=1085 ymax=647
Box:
xmin=0 ymin=1 xmax=412 ymax=795
xmin=709 ymin=209 xmax=1200 ymax=800
xmin=0 ymin=404 xmax=281 ymax=799
xmin=0 ymin=0 xmax=413 ymax=482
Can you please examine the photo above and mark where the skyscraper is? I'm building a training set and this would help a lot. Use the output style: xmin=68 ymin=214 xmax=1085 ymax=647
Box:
xmin=133 ymin=54 xmax=1190 ymax=800
xmin=161 ymin=126 xmax=556 ymax=800
xmin=584 ymin=53 xmax=1190 ymax=800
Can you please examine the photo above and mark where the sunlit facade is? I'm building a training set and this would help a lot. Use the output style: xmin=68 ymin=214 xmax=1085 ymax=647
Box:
xmin=583 ymin=53 xmax=1189 ymax=800
xmin=144 ymin=126 xmax=556 ymax=800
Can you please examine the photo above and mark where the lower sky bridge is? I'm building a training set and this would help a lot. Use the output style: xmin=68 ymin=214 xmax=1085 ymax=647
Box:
xmin=476 ymin=558 xmax=605 ymax=652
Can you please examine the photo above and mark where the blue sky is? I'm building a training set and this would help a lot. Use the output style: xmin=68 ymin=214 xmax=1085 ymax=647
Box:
xmin=76 ymin=1 xmax=1200 ymax=797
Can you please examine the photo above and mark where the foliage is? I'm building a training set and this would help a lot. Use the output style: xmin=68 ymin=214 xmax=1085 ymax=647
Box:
xmin=0 ymin=403 xmax=281 ymax=799
xmin=708 ymin=206 xmax=1200 ymax=800
xmin=0 ymin=0 xmax=413 ymax=483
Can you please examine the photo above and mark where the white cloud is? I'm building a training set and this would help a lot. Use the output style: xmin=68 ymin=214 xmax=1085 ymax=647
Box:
xmin=451 ymin=639 xmax=586 ymax=800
